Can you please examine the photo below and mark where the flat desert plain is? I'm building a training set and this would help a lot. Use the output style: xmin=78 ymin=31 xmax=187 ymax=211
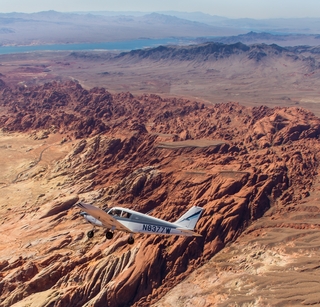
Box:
xmin=1 ymin=44 xmax=320 ymax=116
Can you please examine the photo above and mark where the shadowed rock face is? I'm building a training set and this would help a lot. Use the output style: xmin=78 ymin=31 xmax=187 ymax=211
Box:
xmin=0 ymin=81 xmax=320 ymax=306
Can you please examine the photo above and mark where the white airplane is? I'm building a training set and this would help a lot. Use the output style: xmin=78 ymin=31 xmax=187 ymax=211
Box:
xmin=77 ymin=202 xmax=204 ymax=245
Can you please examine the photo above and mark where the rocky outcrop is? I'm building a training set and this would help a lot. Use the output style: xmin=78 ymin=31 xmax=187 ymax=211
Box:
xmin=117 ymin=42 xmax=251 ymax=61
xmin=0 ymin=82 xmax=320 ymax=306
xmin=40 ymin=195 xmax=79 ymax=219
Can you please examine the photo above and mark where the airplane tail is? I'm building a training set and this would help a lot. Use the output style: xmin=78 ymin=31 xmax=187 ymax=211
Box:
xmin=174 ymin=206 xmax=204 ymax=230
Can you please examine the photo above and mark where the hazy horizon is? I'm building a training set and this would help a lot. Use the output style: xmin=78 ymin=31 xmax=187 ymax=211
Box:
xmin=1 ymin=0 xmax=320 ymax=19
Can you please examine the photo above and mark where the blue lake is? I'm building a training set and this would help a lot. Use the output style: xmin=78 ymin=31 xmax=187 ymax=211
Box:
xmin=0 ymin=38 xmax=191 ymax=54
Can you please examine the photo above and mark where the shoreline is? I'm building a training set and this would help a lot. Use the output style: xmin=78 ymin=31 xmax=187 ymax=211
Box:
xmin=0 ymin=38 xmax=191 ymax=55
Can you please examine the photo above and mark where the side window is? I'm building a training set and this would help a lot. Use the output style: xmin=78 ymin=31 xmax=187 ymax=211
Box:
xmin=121 ymin=211 xmax=131 ymax=219
xmin=108 ymin=209 xmax=131 ymax=218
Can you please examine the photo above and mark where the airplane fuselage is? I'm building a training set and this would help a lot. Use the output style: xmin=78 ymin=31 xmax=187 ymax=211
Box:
xmin=82 ymin=208 xmax=194 ymax=236
xmin=119 ymin=219 xmax=189 ymax=236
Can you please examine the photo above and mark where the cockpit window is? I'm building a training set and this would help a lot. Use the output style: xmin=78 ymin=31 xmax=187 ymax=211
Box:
xmin=121 ymin=211 xmax=131 ymax=219
xmin=108 ymin=208 xmax=131 ymax=219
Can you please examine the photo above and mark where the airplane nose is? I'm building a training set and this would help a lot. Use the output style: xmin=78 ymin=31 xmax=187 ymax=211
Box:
xmin=80 ymin=212 xmax=87 ymax=217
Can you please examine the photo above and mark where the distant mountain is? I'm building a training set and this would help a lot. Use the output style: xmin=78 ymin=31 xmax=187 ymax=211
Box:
xmin=73 ymin=10 xmax=149 ymax=17
xmin=158 ymin=11 xmax=229 ymax=24
xmin=75 ymin=10 xmax=320 ymax=34
xmin=116 ymin=42 xmax=320 ymax=68
xmin=205 ymin=31 xmax=289 ymax=43
xmin=220 ymin=17 xmax=320 ymax=34
xmin=0 ymin=11 xmax=241 ymax=47
xmin=157 ymin=12 xmax=320 ymax=34
xmin=195 ymin=31 xmax=320 ymax=46
xmin=138 ymin=12 xmax=214 ymax=28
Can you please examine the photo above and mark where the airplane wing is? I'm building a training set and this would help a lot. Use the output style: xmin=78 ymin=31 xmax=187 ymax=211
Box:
xmin=76 ymin=202 xmax=132 ymax=233
xmin=176 ymin=228 xmax=202 ymax=237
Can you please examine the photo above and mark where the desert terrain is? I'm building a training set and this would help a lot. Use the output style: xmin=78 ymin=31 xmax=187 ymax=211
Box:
xmin=0 ymin=74 xmax=320 ymax=306
xmin=1 ymin=15 xmax=320 ymax=306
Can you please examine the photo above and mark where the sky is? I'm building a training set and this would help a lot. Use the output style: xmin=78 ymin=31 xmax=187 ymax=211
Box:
xmin=1 ymin=0 xmax=320 ymax=19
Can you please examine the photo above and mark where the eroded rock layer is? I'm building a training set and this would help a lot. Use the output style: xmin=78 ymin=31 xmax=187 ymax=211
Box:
xmin=0 ymin=80 xmax=319 ymax=306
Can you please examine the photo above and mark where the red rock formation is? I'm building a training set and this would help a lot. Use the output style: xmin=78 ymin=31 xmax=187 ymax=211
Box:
xmin=0 ymin=81 xmax=320 ymax=306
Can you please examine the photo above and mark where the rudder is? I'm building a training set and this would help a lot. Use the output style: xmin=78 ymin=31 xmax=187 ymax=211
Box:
xmin=174 ymin=206 xmax=204 ymax=230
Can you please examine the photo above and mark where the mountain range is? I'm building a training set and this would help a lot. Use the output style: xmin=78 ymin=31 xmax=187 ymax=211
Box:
xmin=1 ymin=11 xmax=320 ymax=47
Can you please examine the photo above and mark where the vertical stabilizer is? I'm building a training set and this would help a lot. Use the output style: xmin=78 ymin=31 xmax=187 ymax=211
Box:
xmin=174 ymin=206 xmax=204 ymax=230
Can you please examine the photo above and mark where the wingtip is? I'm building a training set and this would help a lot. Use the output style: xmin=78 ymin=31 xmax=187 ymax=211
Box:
xmin=193 ymin=233 xmax=202 ymax=237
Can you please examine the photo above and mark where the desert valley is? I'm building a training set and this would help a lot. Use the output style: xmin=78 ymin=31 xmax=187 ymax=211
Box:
xmin=1 ymin=10 xmax=320 ymax=307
